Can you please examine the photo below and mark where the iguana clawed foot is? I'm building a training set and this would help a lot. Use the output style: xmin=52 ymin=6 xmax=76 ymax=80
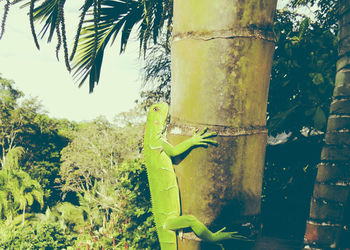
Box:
xmin=191 ymin=127 xmax=218 ymax=147
xmin=211 ymin=227 xmax=251 ymax=242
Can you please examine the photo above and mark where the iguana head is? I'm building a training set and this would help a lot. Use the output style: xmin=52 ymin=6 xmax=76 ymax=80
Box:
xmin=147 ymin=103 xmax=169 ymax=130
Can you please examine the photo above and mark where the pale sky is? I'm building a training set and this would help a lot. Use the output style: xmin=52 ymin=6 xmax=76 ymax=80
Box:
xmin=0 ymin=1 xmax=295 ymax=122
xmin=0 ymin=2 xmax=142 ymax=122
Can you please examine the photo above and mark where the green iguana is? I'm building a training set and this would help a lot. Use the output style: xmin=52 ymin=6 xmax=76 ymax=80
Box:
xmin=144 ymin=102 xmax=248 ymax=250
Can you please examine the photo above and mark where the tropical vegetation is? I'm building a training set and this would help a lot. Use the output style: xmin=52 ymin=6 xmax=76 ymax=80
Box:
xmin=0 ymin=76 xmax=158 ymax=249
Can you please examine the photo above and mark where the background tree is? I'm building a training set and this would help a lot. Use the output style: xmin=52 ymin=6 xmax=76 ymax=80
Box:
xmin=261 ymin=3 xmax=337 ymax=241
xmin=0 ymin=78 xmax=71 ymax=207
xmin=0 ymin=76 xmax=24 ymax=165
xmin=0 ymin=147 xmax=44 ymax=225
xmin=303 ymin=0 xmax=350 ymax=248
xmin=59 ymin=116 xmax=143 ymax=194
xmin=0 ymin=75 xmax=157 ymax=248
xmin=165 ymin=1 xmax=278 ymax=249
xmin=57 ymin=112 xmax=158 ymax=248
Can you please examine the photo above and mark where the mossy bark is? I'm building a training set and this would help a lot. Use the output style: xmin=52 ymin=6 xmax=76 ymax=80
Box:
xmin=304 ymin=1 xmax=350 ymax=249
xmin=168 ymin=1 xmax=277 ymax=249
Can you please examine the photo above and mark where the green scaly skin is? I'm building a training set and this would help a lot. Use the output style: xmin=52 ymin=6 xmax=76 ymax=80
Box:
xmin=144 ymin=103 xmax=250 ymax=250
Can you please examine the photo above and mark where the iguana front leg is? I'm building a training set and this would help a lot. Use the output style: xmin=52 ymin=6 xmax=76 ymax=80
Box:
xmin=161 ymin=128 xmax=251 ymax=244
xmin=160 ymin=128 xmax=217 ymax=157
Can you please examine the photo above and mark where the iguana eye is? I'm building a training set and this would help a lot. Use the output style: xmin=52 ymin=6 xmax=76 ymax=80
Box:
xmin=153 ymin=107 xmax=159 ymax=112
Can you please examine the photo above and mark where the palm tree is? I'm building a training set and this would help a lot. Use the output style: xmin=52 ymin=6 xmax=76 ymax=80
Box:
xmin=0 ymin=147 xmax=44 ymax=226
xmin=0 ymin=147 xmax=25 ymax=221
xmin=303 ymin=0 xmax=350 ymax=249
xmin=0 ymin=171 xmax=11 ymax=220
xmin=8 ymin=170 xmax=44 ymax=226
xmin=167 ymin=0 xmax=278 ymax=249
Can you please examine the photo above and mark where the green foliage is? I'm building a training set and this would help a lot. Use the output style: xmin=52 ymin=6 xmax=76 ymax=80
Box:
xmin=0 ymin=75 xmax=23 ymax=106
xmin=111 ymin=159 xmax=159 ymax=249
xmin=65 ymin=159 xmax=158 ymax=249
xmin=0 ymin=76 xmax=24 ymax=166
xmin=0 ymin=156 xmax=159 ymax=248
xmin=0 ymin=79 xmax=70 ymax=208
xmin=19 ymin=113 xmax=71 ymax=208
xmin=261 ymin=4 xmax=338 ymax=239
xmin=59 ymin=116 xmax=143 ymax=194
xmin=262 ymin=135 xmax=322 ymax=238
xmin=51 ymin=202 xmax=88 ymax=233
xmin=3 ymin=146 xmax=24 ymax=170
xmin=68 ymin=0 xmax=172 ymax=92
xmin=0 ymin=147 xmax=44 ymax=224
xmin=0 ymin=221 xmax=76 ymax=249
xmin=291 ymin=0 xmax=338 ymax=29
xmin=268 ymin=9 xmax=337 ymax=135
xmin=138 ymin=41 xmax=171 ymax=109
xmin=57 ymin=114 xmax=156 ymax=248
xmin=0 ymin=77 xmax=157 ymax=247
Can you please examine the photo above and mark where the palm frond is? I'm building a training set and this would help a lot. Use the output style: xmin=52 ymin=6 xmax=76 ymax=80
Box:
xmin=138 ymin=0 xmax=172 ymax=56
xmin=10 ymin=0 xmax=173 ymax=92
xmin=32 ymin=0 xmax=60 ymax=42
xmin=152 ymin=1 xmax=163 ymax=44
xmin=73 ymin=0 xmax=174 ymax=91
xmin=59 ymin=0 xmax=71 ymax=71
xmin=55 ymin=19 xmax=61 ymax=60
xmin=3 ymin=147 xmax=24 ymax=170
xmin=0 ymin=0 xmax=10 ymax=39
xmin=0 ymin=191 xmax=9 ymax=218
xmin=24 ymin=193 xmax=34 ymax=206
xmin=70 ymin=0 xmax=93 ymax=61
xmin=91 ymin=0 xmax=99 ymax=67
xmin=30 ymin=189 xmax=44 ymax=209
xmin=29 ymin=0 xmax=40 ymax=49
xmin=11 ymin=0 xmax=26 ymax=5
xmin=54 ymin=0 xmax=63 ymax=60
xmin=72 ymin=0 xmax=142 ymax=92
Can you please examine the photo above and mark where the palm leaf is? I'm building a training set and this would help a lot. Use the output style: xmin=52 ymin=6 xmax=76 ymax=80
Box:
xmin=72 ymin=0 xmax=143 ymax=92
xmin=152 ymin=1 xmax=164 ymax=44
xmin=25 ymin=193 xmax=34 ymax=206
xmin=13 ymin=0 xmax=61 ymax=42
xmin=32 ymin=0 xmax=60 ymax=42
xmin=0 ymin=191 xmax=9 ymax=218
xmin=3 ymin=147 xmax=24 ymax=170
xmin=13 ymin=0 xmax=173 ymax=92
xmin=30 ymin=189 xmax=44 ymax=209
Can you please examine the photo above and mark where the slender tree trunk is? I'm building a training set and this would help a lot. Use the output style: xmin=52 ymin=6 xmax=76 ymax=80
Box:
xmin=304 ymin=0 xmax=350 ymax=249
xmin=168 ymin=1 xmax=277 ymax=249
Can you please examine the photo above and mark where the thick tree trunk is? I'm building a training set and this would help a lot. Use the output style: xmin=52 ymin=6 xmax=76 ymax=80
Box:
xmin=168 ymin=1 xmax=277 ymax=249
xmin=304 ymin=0 xmax=350 ymax=249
